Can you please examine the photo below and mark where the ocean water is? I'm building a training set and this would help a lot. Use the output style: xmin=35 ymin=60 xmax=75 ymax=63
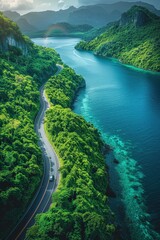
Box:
xmin=33 ymin=37 xmax=160 ymax=239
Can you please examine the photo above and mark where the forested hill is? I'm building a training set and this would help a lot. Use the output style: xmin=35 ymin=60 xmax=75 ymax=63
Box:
xmin=4 ymin=1 xmax=160 ymax=34
xmin=26 ymin=66 xmax=115 ymax=240
xmin=29 ymin=22 xmax=93 ymax=38
xmin=0 ymin=13 xmax=60 ymax=239
xmin=76 ymin=6 xmax=160 ymax=72
xmin=0 ymin=12 xmax=115 ymax=240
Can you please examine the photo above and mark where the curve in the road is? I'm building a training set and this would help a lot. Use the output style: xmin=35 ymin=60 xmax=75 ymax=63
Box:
xmin=6 ymin=65 xmax=62 ymax=240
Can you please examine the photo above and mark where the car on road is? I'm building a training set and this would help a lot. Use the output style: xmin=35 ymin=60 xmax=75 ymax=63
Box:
xmin=49 ymin=175 xmax=54 ymax=182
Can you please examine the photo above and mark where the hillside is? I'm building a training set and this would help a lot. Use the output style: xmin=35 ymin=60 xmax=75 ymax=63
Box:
xmin=67 ymin=1 xmax=160 ymax=27
xmin=0 ymin=12 xmax=29 ymax=54
xmin=29 ymin=22 xmax=93 ymax=38
xmin=26 ymin=66 xmax=115 ymax=240
xmin=76 ymin=6 xmax=160 ymax=72
xmin=3 ymin=11 xmax=20 ymax=21
xmin=3 ymin=1 xmax=160 ymax=36
xmin=0 ymin=12 xmax=60 ymax=239
xmin=0 ymin=12 xmax=115 ymax=240
xmin=16 ymin=18 xmax=38 ymax=34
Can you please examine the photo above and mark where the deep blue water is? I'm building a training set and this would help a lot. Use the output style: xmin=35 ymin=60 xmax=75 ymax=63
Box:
xmin=33 ymin=37 xmax=160 ymax=240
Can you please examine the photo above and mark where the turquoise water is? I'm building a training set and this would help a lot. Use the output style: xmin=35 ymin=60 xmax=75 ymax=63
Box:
xmin=33 ymin=37 xmax=160 ymax=240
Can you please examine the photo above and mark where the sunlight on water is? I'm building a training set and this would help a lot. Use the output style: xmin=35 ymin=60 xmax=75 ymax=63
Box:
xmin=73 ymin=50 xmax=96 ymax=63
xmin=79 ymin=93 xmax=160 ymax=240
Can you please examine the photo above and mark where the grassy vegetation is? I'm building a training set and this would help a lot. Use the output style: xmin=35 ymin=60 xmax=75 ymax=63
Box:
xmin=26 ymin=66 xmax=115 ymax=240
xmin=76 ymin=6 xmax=160 ymax=72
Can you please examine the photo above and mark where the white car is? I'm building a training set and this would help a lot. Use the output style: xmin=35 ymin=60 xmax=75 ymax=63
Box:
xmin=49 ymin=175 xmax=54 ymax=182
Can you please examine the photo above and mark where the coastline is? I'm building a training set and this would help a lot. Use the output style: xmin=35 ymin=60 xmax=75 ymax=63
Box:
xmin=75 ymin=47 xmax=160 ymax=74
xmin=26 ymin=64 xmax=116 ymax=239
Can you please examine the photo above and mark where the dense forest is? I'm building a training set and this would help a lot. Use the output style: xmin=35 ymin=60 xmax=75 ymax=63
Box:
xmin=0 ymin=12 xmax=114 ymax=239
xmin=45 ymin=66 xmax=85 ymax=108
xmin=26 ymin=66 xmax=115 ymax=240
xmin=0 ymin=12 xmax=60 ymax=239
xmin=76 ymin=6 xmax=160 ymax=72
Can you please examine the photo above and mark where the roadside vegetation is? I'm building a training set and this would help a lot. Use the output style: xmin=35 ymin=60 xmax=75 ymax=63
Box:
xmin=45 ymin=66 xmax=85 ymax=108
xmin=1 ymin=12 xmax=115 ymax=240
xmin=26 ymin=66 xmax=115 ymax=240
xmin=0 ymin=12 xmax=60 ymax=239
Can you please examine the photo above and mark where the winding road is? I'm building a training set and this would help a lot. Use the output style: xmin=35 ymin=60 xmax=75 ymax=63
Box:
xmin=6 ymin=65 xmax=62 ymax=240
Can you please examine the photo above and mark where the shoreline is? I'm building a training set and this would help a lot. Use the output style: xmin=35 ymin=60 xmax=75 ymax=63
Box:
xmin=27 ymin=63 xmax=116 ymax=239
xmin=75 ymin=47 xmax=160 ymax=74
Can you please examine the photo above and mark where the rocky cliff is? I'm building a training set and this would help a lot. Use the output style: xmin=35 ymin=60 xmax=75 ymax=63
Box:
xmin=0 ymin=35 xmax=29 ymax=55
xmin=0 ymin=12 xmax=29 ymax=55
xmin=119 ymin=5 xmax=159 ymax=27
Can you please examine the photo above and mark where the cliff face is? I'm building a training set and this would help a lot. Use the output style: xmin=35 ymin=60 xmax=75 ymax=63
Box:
xmin=0 ymin=35 xmax=28 ymax=54
xmin=119 ymin=5 xmax=158 ymax=27
xmin=0 ymin=12 xmax=29 ymax=55
xmin=120 ymin=10 xmax=150 ymax=27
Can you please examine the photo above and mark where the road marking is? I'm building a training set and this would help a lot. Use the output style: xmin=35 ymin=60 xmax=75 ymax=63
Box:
xmin=15 ymin=179 xmax=50 ymax=240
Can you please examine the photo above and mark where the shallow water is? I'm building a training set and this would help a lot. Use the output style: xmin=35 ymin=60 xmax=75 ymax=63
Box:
xmin=33 ymin=37 xmax=160 ymax=239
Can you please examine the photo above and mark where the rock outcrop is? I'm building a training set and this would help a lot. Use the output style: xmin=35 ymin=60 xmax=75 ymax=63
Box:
xmin=0 ymin=36 xmax=28 ymax=55
xmin=119 ymin=6 xmax=157 ymax=27
xmin=0 ymin=13 xmax=29 ymax=55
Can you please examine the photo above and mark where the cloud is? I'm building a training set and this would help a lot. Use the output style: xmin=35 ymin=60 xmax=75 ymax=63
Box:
xmin=0 ymin=0 xmax=34 ymax=11
xmin=57 ymin=0 xmax=78 ymax=9
xmin=58 ymin=0 xmax=64 ymax=3
xmin=33 ymin=0 xmax=78 ymax=11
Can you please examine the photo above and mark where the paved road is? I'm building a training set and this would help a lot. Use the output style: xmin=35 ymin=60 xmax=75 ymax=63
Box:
xmin=6 ymin=65 xmax=62 ymax=240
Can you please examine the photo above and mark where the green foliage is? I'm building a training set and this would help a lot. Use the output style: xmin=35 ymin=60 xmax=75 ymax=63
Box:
xmin=0 ymin=59 xmax=42 ymax=239
xmin=0 ymin=13 xmax=61 ymax=239
xmin=0 ymin=44 xmax=61 ymax=84
xmin=27 ymin=66 xmax=114 ymax=239
xmin=1 ymin=11 xmax=114 ymax=240
xmin=27 ymin=106 xmax=115 ymax=240
xmin=0 ymin=12 xmax=22 ymax=41
xmin=45 ymin=66 xmax=85 ymax=108
xmin=76 ymin=7 xmax=160 ymax=72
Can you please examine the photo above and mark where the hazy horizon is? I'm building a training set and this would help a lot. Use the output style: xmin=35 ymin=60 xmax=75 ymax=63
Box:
xmin=0 ymin=0 xmax=160 ymax=14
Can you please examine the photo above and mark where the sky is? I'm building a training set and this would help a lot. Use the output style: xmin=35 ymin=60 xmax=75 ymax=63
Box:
xmin=0 ymin=0 xmax=160 ymax=13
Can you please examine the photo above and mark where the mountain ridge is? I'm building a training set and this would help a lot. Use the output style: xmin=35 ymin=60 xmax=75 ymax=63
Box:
xmin=76 ymin=6 xmax=160 ymax=72
xmin=3 ymin=1 xmax=160 ymax=35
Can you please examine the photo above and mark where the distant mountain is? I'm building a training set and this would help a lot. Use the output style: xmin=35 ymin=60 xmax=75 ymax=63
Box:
xmin=22 ymin=7 xmax=76 ymax=30
xmin=29 ymin=22 xmax=93 ymax=38
xmin=68 ymin=1 xmax=160 ymax=26
xmin=76 ymin=6 xmax=160 ymax=72
xmin=16 ymin=18 xmax=38 ymax=34
xmin=3 ymin=10 xmax=37 ymax=35
xmin=3 ymin=1 xmax=160 ymax=35
xmin=3 ymin=11 xmax=20 ymax=21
